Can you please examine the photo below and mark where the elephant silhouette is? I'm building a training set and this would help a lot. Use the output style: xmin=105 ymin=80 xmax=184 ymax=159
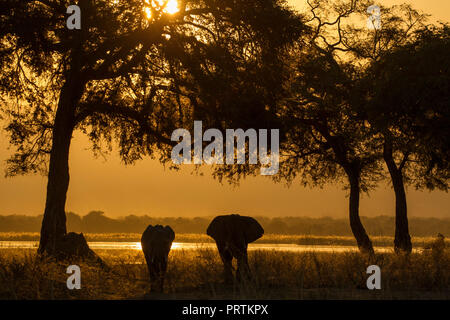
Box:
xmin=141 ymin=225 xmax=175 ymax=293
xmin=207 ymin=214 xmax=264 ymax=283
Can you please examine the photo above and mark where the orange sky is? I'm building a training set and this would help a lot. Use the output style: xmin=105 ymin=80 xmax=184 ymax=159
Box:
xmin=0 ymin=0 xmax=449 ymax=218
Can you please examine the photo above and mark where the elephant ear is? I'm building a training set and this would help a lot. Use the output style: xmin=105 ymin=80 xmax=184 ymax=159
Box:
xmin=206 ymin=216 xmax=223 ymax=240
xmin=243 ymin=217 xmax=264 ymax=243
xmin=164 ymin=226 xmax=175 ymax=242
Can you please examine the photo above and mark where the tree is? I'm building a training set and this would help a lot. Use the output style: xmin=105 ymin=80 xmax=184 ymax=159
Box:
xmin=0 ymin=0 xmax=304 ymax=257
xmin=212 ymin=0 xmax=449 ymax=255
xmin=276 ymin=0 xmax=382 ymax=255
xmin=211 ymin=0 xmax=379 ymax=254
xmin=278 ymin=1 xmax=449 ymax=254
xmin=363 ymin=24 xmax=450 ymax=253
xmin=278 ymin=46 xmax=380 ymax=255
xmin=333 ymin=2 xmax=428 ymax=254
xmin=332 ymin=2 xmax=448 ymax=254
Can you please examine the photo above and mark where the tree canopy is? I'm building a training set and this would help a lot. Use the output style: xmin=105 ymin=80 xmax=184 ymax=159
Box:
xmin=1 ymin=0 xmax=304 ymax=175
xmin=365 ymin=24 xmax=450 ymax=191
xmin=0 ymin=0 xmax=305 ymax=256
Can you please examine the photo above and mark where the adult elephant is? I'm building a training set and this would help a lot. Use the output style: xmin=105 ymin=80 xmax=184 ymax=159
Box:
xmin=141 ymin=225 xmax=175 ymax=293
xmin=206 ymin=214 xmax=264 ymax=283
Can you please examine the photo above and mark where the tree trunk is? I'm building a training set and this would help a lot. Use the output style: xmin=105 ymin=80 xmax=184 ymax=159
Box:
xmin=383 ymin=140 xmax=412 ymax=254
xmin=347 ymin=167 xmax=374 ymax=255
xmin=38 ymin=77 xmax=84 ymax=256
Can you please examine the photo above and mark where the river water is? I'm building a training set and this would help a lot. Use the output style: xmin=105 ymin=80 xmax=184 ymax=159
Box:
xmin=0 ymin=241 xmax=411 ymax=253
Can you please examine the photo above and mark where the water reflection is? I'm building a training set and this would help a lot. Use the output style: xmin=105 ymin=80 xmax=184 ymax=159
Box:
xmin=0 ymin=241 xmax=420 ymax=253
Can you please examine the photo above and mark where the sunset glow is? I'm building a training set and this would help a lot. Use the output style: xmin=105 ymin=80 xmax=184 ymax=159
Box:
xmin=0 ymin=0 xmax=448 ymax=304
xmin=131 ymin=242 xmax=180 ymax=250
xmin=144 ymin=0 xmax=179 ymax=19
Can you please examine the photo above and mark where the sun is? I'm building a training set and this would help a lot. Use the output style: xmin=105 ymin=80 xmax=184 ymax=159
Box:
xmin=144 ymin=0 xmax=179 ymax=19
xmin=164 ymin=0 xmax=179 ymax=14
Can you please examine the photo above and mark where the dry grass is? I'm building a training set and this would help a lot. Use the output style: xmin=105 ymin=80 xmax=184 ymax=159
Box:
xmin=0 ymin=246 xmax=448 ymax=300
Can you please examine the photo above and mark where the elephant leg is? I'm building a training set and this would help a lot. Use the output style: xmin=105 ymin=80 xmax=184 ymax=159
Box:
xmin=144 ymin=253 xmax=155 ymax=284
xmin=155 ymin=272 xmax=164 ymax=293
xmin=158 ymin=273 xmax=165 ymax=293
xmin=156 ymin=260 xmax=168 ymax=293
xmin=149 ymin=265 xmax=159 ymax=292
xmin=151 ymin=264 xmax=167 ymax=293
xmin=145 ymin=256 xmax=162 ymax=293
xmin=236 ymin=250 xmax=251 ymax=282
xmin=218 ymin=244 xmax=233 ymax=284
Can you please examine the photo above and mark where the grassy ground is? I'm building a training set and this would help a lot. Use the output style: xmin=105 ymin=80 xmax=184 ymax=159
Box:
xmin=0 ymin=246 xmax=448 ymax=300
xmin=0 ymin=232 xmax=448 ymax=248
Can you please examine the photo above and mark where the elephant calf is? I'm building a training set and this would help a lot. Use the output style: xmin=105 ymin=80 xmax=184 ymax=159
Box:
xmin=141 ymin=225 xmax=175 ymax=293
xmin=207 ymin=214 xmax=264 ymax=284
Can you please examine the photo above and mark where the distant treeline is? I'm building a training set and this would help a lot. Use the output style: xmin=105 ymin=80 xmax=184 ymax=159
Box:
xmin=0 ymin=211 xmax=449 ymax=237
